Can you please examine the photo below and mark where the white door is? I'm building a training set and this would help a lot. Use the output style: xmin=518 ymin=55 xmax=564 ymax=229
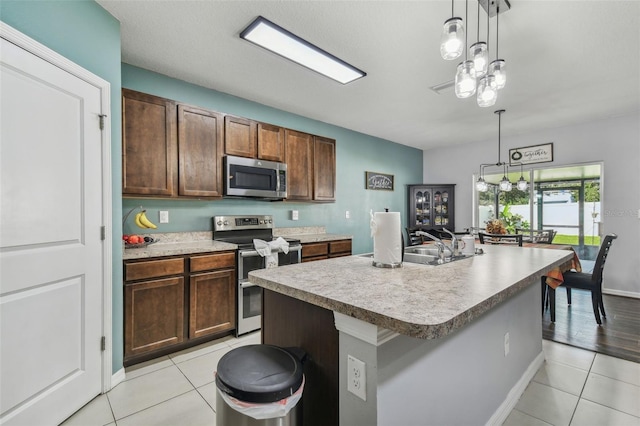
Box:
xmin=1 ymin=35 xmax=104 ymax=425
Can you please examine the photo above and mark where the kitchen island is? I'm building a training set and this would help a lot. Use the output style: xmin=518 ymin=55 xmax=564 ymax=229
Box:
xmin=249 ymin=244 xmax=574 ymax=426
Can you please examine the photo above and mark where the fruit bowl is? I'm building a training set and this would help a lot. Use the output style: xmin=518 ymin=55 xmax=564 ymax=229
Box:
xmin=123 ymin=235 xmax=158 ymax=249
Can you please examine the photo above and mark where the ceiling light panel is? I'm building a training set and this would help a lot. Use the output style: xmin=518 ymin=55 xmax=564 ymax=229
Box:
xmin=240 ymin=16 xmax=366 ymax=84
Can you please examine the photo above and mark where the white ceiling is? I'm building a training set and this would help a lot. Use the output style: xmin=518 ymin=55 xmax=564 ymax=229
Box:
xmin=97 ymin=0 xmax=640 ymax=152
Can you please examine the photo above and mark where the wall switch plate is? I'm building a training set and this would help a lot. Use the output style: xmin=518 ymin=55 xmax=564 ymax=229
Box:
xmin=347 ymin=354 xmax=366 ymax=401
xmin=504 ymin=332 xmax=510 ymax=357
xmin=159 ymin=211 xmax=169 ymax=224
xmin=345 ymin=211 xmax=350 ymax=219
xmin=291 ymin=210 xmax=299 ymax=221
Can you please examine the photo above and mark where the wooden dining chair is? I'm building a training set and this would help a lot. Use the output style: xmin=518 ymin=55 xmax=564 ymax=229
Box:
xmin=561 ymin=234 xmax=618 ymax=325
xmin=478 ymin=232 xmax=523 ymax=247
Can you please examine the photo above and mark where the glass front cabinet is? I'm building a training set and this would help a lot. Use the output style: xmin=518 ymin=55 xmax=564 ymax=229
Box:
xmin=408 ymin=184 xmax=455 ymax=231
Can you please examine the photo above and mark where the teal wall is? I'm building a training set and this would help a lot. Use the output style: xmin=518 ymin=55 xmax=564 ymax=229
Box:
xmin=122 ymin=64 xmax=423 ymax=255
xmin=1 ymin=0 xmax=422 ymax=378
xmin=1 ymin=1 xmax=124 ymax=373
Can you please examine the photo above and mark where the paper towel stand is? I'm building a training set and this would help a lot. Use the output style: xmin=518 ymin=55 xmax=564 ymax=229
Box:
xmin=371 ymin=208 xmax=405 ymax=269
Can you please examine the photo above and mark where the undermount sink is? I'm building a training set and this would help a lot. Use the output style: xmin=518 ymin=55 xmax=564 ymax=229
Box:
xmin=359 ymin=247 xmax=473 ymax=266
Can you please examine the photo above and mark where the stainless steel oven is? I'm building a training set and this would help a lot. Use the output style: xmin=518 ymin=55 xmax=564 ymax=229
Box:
xmin=213 ymin=215 xmax=301 ymax=336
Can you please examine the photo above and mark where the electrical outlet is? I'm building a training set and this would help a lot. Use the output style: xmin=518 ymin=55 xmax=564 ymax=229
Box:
xmin=347 ymin=354 xmax=366 ymax=401
xmin=291 ymin=210 xmax=299 ymax=221
xmin=345 ymin=211 xmax=350 ymax=219
xmin=159 ymin=211 xmax=169 ymax=224
xmin=504 ymin=332 xmax=510 ymax=357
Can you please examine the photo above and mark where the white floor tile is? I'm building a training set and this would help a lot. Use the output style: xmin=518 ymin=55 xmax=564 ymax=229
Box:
xmin=61 ymin=394 xmax=114 ymax=426
xmin=124 ymin=355 xmax=173 ymax=381
xmin=514 ymin=381 xmax=579 ymax=426
xmin=582 ymin=373 xmax=640 ymax=417
xmin=197 ymin=381 xmax=218 ymax=412
xmin=176 ymin=345 xmax=234 ymax=388
xmin=502 ymin=409 xmax=553 ymax=426
xmin=106 ymin=365 xmax=194 ymax=420
xmin=591 ymin=353 xmax=640 ymax=387
xmin=570 ymin=399 xmax=640 ymax=426
xmin=169 ymin=336 xmax=235 ymax=364
xmin=542 ymin=340 xmax=596 ymax=371
xmin=117 ymin=390 xmax=216 ymax=426
xmin=533 ymin=360 xmax=589 ymax=396
xmin=230 ymin=331 xmax=261 ymax=348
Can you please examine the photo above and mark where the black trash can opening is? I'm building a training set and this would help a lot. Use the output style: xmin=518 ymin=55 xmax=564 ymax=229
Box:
xmin=216 ymin=344 xmax=304 ymax=403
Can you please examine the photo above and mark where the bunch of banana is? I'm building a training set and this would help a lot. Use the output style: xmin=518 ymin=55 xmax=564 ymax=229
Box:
xmin=134 ymin=210 xmax=157 ymax=229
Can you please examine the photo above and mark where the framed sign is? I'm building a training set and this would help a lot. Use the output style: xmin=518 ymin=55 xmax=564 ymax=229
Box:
xmin=509 ymin=143 xmax=554 ymax=165
xmin=365 ymin=171 xmax=394 ymax=191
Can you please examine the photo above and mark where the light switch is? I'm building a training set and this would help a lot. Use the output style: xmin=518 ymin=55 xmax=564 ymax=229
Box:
xmin=159 ymin=211 xmax=169 ymax=223
xmin=291 ymin=210 xmax=299 ymax=221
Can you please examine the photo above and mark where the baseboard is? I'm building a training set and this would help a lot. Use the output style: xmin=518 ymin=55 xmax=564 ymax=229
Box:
xmin=486 ymin=351 xmax=545 ymax=426
xmin=110 ymin=368 xmax=126 ymax=390
xmin=603 ymin=288 xmax=640 ymax=299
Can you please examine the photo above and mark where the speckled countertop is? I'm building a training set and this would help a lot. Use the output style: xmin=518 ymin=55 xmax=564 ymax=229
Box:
xmin=274 ymin=226 xmax=352 ymax=243
xmin=122 ymin=232 xmax=236 ymax=260
xmin=249 ymin=245 xmax=574 ymax=339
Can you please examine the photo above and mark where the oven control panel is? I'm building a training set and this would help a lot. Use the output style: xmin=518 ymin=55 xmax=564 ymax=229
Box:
xmin=213 ymin=215 xmax=274 ymax=231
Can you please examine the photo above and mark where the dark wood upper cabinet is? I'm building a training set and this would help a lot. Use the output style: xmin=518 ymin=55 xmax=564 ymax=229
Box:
xmin=284 ymin=129 xmax=314 ymax=201
xmin=257 ymin=123 xmax=285 ymax=162
xmin=178 ymin=105 xmax=224 ymax=197
xmin=122 ymin=89 xmax=177 ymax=196
xmin=224 ymin=115 xmax=257 ymax=158
xmin=313 ymin=136 xmax=336 ymax=201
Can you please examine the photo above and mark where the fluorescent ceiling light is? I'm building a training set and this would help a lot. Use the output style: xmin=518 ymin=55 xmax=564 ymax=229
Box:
xmin=240 ymin=16 xmax=366 ymax=85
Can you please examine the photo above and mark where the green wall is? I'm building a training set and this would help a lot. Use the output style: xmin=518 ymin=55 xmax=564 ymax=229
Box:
xmin=122 ymin=64 xmax=423 ymax=255
xmin=1 ymin=0 xmax=124 ymax=373
xmin=1 ymin=0 xmax=422 ymax=377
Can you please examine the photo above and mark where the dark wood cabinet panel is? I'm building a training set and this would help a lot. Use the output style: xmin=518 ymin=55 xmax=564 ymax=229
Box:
xmin=257 ymin=123 xmax=285 ymax=162
xmin=302 ymin=240 xmax=351 ymax=261
xmin=301 ymin=242 xmax=329 ymax=259
xmin=190 ymin=252 xmax=235 ymax=273
xmin=313 ymin=136 xmax=336 ymax=201
xmin=189 ymin=269 xmax=235 ymax=339
xmin=285 ymin=129 xmax=314 ymax=201
xmin=262 ymin=289 xmax=339 ymax=426
xmin=224 ymin=115 xmax=257 ymax=158
xmin=178 ymin=105 xmax=224 ymax=197
xmin=124 ymin=277 xmax=185 ymax=357
xmin=122 ymin=89 xmax=177 ymax=196
xmin=125 ymin=257 xmax=184 ymax=281
xmin=329 ymin=239 xmax=352 ymax=258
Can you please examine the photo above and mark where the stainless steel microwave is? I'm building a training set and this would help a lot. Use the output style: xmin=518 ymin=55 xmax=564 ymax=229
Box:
xmin=224 ymin=155 xmax=287 ymax=200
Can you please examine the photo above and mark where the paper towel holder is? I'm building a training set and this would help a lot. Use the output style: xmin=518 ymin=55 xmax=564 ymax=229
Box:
xmin=371 ymin=208 xmax=405 ymax=269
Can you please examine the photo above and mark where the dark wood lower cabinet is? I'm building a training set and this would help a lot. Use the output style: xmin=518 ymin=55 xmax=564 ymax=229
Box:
xmin=189 ymin=270 xmax=235 ymax=338
xmin=262 ymin=289 xmax=339 ymax=426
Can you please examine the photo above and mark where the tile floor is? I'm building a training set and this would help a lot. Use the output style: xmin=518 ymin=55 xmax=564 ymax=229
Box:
xmin=63 ymin=335 xmax=640 ymax=426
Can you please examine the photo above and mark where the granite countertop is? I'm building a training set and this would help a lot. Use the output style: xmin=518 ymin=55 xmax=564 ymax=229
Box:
xmin=249 ymin=245 xmax=573 ymax=339
xmin=274 ymin=226 xmax=352 ymax=243
xmin=122 ymin=232 xmax=237 ymax=260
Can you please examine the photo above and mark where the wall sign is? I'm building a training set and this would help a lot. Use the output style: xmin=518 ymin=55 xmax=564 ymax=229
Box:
xmin=365 ymin=171 xmax=394 ymax=191
xmin=509 ymin=143 xmax=554 ymax=165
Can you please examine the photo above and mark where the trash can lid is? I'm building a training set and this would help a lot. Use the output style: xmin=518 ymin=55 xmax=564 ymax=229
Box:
xmin=216 ymin=344 xmax=304 ymax=403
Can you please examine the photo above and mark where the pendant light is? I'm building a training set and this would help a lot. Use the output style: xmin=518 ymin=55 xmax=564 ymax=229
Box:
xmin=440 ymin=0 xmax=464 ymax=60
xmin=516 ymin=163 xmax=529 ymax=191
xmin=477 ymin=7 xmax=497 ymax=107
xmin=455 ymin=0 xmax=476 ymax=98
xmin=469 ymin=1 xmax=488 ymax=78
xmin=488 ymin=3 xmax=507 ymax=89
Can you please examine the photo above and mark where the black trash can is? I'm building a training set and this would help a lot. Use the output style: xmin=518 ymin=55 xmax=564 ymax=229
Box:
xmin=215 ymin=345 xmax=305 ymax=426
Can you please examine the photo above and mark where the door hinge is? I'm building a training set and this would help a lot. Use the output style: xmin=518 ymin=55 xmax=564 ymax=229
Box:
xmin=100 ymin=226 xmax=106 ymax=240
xmin=99 ymin=114 xmax=107 ymax=130
xmin=101 ymin=336 xmax=106 ymax=351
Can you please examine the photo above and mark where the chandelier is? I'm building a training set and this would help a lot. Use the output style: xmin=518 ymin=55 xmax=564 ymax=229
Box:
xmin=439 ymin=0 xmax=509 ymax=107
xmin=476 ymin=109 xmax=528 ymax=193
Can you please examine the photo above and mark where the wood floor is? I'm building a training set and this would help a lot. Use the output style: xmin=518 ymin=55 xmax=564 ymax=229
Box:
xmin=542 ymin=289 xmax=640 ymax=363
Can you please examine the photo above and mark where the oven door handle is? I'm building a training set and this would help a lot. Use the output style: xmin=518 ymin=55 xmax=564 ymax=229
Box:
xmin=240 ymin=280 xmax=258 ymax=289
xmin=240 ymin=246 xmax=302 ymax=258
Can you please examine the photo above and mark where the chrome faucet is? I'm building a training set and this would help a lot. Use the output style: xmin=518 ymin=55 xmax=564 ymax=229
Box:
xmin=441 ymin=228 xmax=460 ymax=256
xmin=415 ymin=231 xmax=452 ymax=263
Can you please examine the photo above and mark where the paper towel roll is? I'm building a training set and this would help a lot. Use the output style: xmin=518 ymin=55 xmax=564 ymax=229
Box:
xmin=372 ymin=211 xmax=402 ymax=267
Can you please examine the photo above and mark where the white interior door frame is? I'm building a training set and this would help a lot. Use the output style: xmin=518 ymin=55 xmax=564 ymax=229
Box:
xmin=0 ymin=22 xmax=114 ymax=393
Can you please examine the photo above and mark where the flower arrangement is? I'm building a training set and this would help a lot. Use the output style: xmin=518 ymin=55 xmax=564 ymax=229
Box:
xmin=486 ymin=219 xmax=507 ymax=234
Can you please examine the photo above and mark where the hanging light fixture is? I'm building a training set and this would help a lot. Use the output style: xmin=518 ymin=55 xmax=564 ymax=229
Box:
xmin=469 ymin=1 xmax=488 ymax=78
xmin=477 ymin=7 xmax=497 ymax=107
xmin=488 ymin=3 xmax=507 ymax=89
xmin=475 ymin=109 xmax=527 ymax=193
xmin=440 ymin=0 xmax=464 ymax=60
xmin=455 ymin=0 xmax=476 ymax=98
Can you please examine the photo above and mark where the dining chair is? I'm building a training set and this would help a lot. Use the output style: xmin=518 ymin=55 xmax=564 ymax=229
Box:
xmin=478 ymin=232 xmax=523 ymax=246
xmin=560 ymin=234 xmax=618 ymax=325
xmin=516 ymin=228 xmax=556 ymax=244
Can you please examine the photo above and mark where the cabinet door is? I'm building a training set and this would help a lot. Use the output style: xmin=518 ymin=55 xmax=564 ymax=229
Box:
xmin=122 ymin=89 xmax=177 ymax=196
xmin=178 ymin=104 xmax=224 ymax=197
xmin=257 ymin=122 xmax=285 ymax=162
xmin=313 ymin=136 xmax=336 ymax=201
xmin=189 ymin=269 xmax=236 ymax=338
xmin=285 ymin=129 xmax=314 ymax=201
xmin=224 ymin=115 xmax=257 ymax=158
xmin=124 ymin=277 xmax=184 ymax=358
